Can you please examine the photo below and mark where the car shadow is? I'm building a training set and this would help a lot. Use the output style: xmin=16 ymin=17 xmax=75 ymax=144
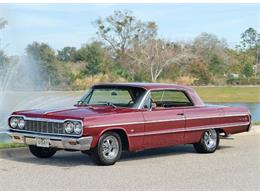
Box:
xmin=7 ymin=144 xmax=233 ymax=167
xmin=7 ymin=150 xmax=96 ymax=167
xmin=120 ymin=144 xmax=195 ymax=162
xmin=217 ymin=145 xmax=234 ymax=150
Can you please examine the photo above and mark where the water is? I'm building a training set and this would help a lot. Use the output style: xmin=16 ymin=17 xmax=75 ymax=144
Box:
xmin=209 ymin=102 xmax=260 ymax=122
xmin=0 ymin=55 xmax=84 ymax=142
xmin=0 ymin=91 xmax=83 ymax=142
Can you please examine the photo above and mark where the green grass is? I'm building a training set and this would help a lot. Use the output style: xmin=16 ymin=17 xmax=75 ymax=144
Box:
xmin=193 ymin=86 xmax=260 ymax=103
xmin=0 ymin=143 xmax=26 ymax=149
xmin=253 ymin=121 xmax=260 ymax=125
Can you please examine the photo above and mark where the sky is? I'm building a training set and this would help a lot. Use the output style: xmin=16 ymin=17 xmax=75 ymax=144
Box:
xmin=0 ymin=3 xmax=259 ymax=56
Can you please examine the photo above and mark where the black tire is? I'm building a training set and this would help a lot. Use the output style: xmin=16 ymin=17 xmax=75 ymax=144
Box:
xmin=92 ymin=132 xmax=122 ymax=166
xmin=29 ymin=145 xmax=57 ymax=158
xmin=193 ymin=129 xmax=219 ymax=153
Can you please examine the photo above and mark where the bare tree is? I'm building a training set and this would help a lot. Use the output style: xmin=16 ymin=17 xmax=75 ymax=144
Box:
xmin=95 ymin=10 xmax=157 ymax=57
xmin=127 ymin=39 xmax=179 ymax=82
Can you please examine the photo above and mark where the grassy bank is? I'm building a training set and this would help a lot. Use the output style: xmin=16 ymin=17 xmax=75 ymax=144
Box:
xmin=193 ymin=86 xmax=260 ymax=103
xmin=74 ymin=86 xmax=259 ymax=103
xmin=0 ymin=143 xmax=25 ymax=149
xmin=253 ymin=121 xmax=260 ymax=125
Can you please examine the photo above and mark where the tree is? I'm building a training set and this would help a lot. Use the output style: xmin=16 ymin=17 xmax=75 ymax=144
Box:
xmin=77 ymin=42 xmax=108 ymax=76
xmin=26 ymin=42 xmax=58 ymax=89
xmin=193 ymin=33 xmax=228 ymax=76
xmin=239 ymin=28 xmax=260 ymax=74
xmin=189 ymin=58 xmax=212 ymax=85
xmin=57 ymin=47 xmax=77 ymax=61
xmin=126 ymin=39 xmax=179 ymax=82
xmin=95 ymin=10 xmax=157 ymax=57
xmin=242 ymin=63 xmax=254 ymax=78
xmin=240 ymin=27 xmax=259 ymax=50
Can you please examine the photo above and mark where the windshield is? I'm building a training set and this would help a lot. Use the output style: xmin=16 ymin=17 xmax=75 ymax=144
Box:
xmin=78 ymin=86 xmax=146 ymax=108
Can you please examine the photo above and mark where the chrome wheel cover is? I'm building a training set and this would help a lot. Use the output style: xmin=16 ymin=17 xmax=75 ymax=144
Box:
xmin=204 ymin=129 xmax=217 ymax=149
xmin=102 ymin=136 xmax=119 ymax=160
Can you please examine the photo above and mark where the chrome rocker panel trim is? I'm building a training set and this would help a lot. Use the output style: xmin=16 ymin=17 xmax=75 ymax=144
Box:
xmin=6 ymin=130 xmax=93 ymax=151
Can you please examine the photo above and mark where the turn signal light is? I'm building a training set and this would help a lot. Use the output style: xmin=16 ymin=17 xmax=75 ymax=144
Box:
xmin=69 ymin=141 xmax=77 ymax=145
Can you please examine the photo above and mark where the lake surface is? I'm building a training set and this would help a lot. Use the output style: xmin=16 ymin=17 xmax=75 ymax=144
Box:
xmin=209 ymin=102 xmax=260 ymax=122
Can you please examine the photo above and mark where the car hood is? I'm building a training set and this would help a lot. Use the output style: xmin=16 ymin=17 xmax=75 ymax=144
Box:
xmin=12 ymin=106 xmax=134 ymax=120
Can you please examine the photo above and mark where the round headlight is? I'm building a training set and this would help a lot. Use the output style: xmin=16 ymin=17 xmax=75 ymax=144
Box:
xmin=74 ymin=122 xmax=82 ymax=134
xmin=18 ymin=118 xmax=25 ymax=129
xmin=10 ymin=117 xmax=19 ymax=128
xmin=64 ymin=121 xmax=74 ymax=134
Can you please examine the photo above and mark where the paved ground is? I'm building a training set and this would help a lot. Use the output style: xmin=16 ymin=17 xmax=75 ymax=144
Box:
xmin=0 ymin=128 xmax=259 ymax=190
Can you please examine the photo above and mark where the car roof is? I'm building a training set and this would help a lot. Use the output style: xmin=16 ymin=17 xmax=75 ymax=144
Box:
xmin=93 ymin=82 xmax=194 ymax=91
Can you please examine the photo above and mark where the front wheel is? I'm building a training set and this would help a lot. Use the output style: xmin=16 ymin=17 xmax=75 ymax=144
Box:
xmin=29 ymin=145 xmax=57 ymax=158
xmin=92 ymin=132 xmax=122 ymax=166
xmin=193 ymin=129 xmax=219 ymax=153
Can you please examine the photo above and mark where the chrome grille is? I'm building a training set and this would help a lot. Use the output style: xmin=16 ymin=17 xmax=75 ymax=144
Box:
xmin=25 ymin=120 xmax=64 ymax=135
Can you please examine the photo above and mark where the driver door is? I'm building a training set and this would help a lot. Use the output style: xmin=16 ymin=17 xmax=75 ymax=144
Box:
xmin=141 ymin=90 xmax=189 ymax=149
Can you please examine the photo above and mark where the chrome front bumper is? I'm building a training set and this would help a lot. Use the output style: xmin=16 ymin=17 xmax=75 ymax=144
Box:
xmin=6 ymin=130 xmax=93 ymax=151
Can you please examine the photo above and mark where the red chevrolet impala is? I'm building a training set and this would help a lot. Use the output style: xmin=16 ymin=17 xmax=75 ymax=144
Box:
xmin=7 ymin=83 xmax=251 ymax=165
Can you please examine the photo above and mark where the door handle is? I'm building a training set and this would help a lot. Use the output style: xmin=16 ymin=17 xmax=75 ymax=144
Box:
xmin=177 ymin=113 xmax=184 ymax=116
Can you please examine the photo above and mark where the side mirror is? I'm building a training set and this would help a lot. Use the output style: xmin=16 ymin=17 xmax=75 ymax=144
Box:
xmin=143 ymin=97 xmax=156 ymax=110
xmin=149 ymin=98 xmax=156 ymax=110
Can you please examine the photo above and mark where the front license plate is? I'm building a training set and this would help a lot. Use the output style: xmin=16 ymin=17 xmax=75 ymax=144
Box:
xmin=36 ymin=138 xmax=50 ymax=148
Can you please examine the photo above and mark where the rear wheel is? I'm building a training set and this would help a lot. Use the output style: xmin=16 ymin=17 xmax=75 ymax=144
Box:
xmin=92 ymin=132 xmax=122 ymax=166
xmin=29 ymin=145 xmax=57 ymax=158
xmin=193 ymin=129 xmax=219 ymax=153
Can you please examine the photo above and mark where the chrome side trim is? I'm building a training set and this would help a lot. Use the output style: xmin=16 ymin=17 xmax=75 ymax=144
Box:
xmin=128 ymin=121 xmax=250 ymax=137
xmin=186 ymin=113 xmax=249 ymax=120
xmin=87 ymin=113 xmax=249 ymax=128
xmin=224 ymin=113 xmax=250 ymax=117
xmin=88 ymin=117 xmax=185 ymax=128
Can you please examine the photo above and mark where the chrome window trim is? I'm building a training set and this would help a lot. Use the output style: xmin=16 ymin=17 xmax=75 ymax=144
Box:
xmin=9 ymin=115 xmax=84 ymax=137
xmin=138 ymin=90 xmax=150 ymax=109
xmin=138 ymin=89 xmax=195 ymax=109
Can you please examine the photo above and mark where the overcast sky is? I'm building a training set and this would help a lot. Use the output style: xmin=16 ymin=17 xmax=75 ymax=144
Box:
xmin=0 ymin=3 xmax=259 ymax=56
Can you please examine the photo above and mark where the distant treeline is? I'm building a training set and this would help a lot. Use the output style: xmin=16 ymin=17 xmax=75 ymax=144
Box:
xmin=0 ymin=10 xmax=260 ymax=90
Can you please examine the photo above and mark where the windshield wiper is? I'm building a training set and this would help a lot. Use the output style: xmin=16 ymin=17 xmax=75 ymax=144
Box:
xmin=76 ymin=100 xmax=90 ymax=106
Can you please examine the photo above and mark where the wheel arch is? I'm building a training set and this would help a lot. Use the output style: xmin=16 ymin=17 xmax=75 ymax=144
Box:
xmin=215 ymin=128 xmax=226 ymax=135
xmin=98 ymin=127 xmax=130 ymax=151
